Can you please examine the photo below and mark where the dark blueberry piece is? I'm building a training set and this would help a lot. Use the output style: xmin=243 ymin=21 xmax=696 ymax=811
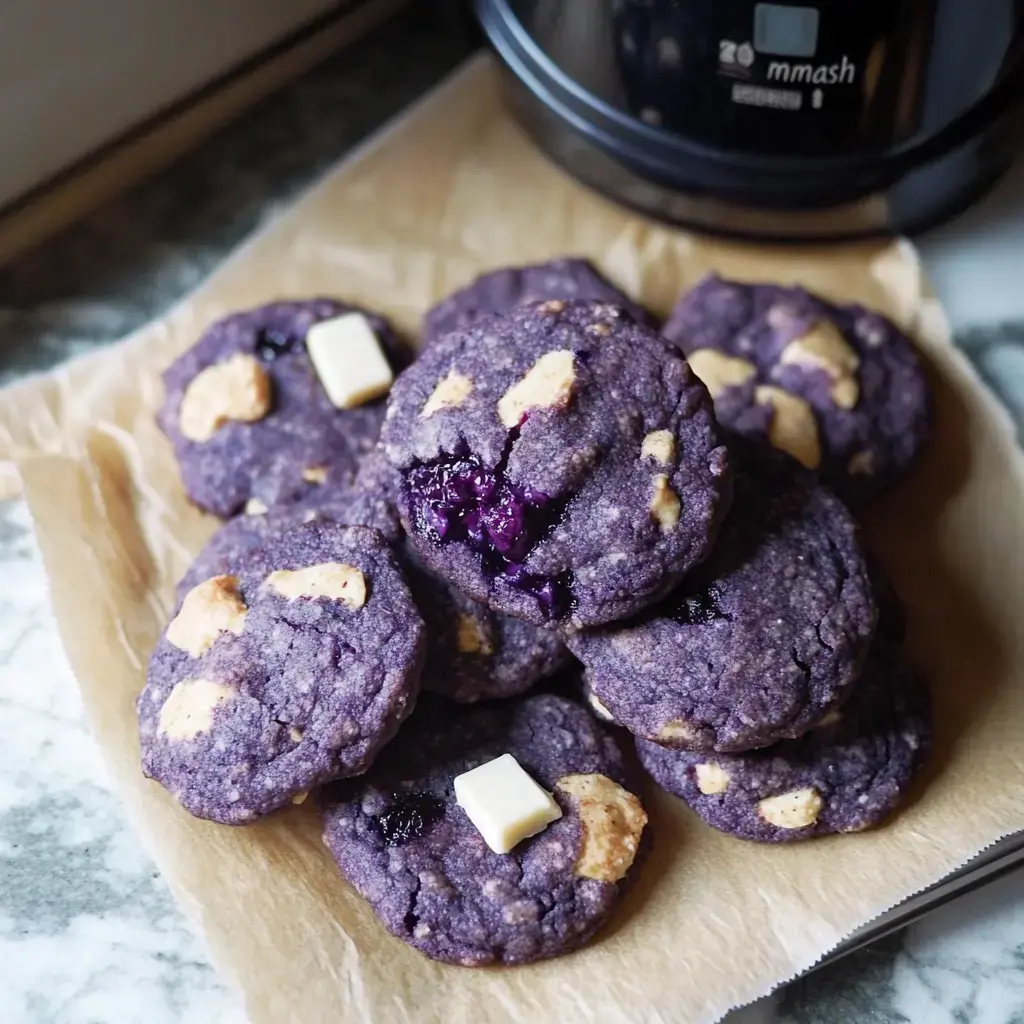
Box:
xmin=371 ymin=792 xmax=445 ymax=847
xmin=404 ymin=453 xmax=567 ymax=618
xmin=534 ymin=577 xmax=567 ymax=620
xmin=504 ymin=564 xmax=573 ymax=621
xmin=254 ymin=327 xmax=301 ymax=361
xmin=481 ymin=494 xmax=529 ymax=560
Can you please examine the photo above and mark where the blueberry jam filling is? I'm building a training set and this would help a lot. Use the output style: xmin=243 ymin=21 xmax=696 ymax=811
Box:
xmin=254 ymin=327 xmax=300 ymax=361
xmin=370 ymin=792 xmax=445 ymax=847
xmin=404 ymin=443 xmax=572 ymax=620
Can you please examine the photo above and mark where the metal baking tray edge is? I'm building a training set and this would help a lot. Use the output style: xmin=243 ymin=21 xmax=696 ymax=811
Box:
xmin=815 ymin=830 xmax=1024 ymax=970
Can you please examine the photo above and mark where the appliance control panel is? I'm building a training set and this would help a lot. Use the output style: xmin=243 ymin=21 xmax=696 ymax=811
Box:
xmin=613 ymin=0 xmax=930 ymax=156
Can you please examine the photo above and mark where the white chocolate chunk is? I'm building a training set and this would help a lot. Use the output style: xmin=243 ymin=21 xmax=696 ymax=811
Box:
xmin=305 ymin=312 xmax=393 ymax=409
xmin=687 ymin=349 xmax=756 ymax=399
xmin=244 ymin=498 xmax=269 ymax=515
xmin=641 ymin=429 xmax=676 ymax=465
xmin=422 ymin=370 xmax=473 ymax=417
xmin=780 ymin=320 xmax=860 ymax=376
xmin=779 ymin=321 xmax=861 ymax=409
xmin=755 ymin=386 xmax=822 ymax=470
xmin=758 ymin=787 xmax=824 ymax=829
xmin=649 ymin=474 xmax=681 ymax=531
xmin=179 ymin=353 xmax=272 ymax=442
xmin=556 ymin=773 xmax=647 ymax=882
xmin=291 ymin=791 xmax=309 ymax=806
xmin=497 ymin=349 xmax=576 ymax=427
xmin=158 ymin=678 xmax=235 ymax=740
xmin=456 ymin=613 xmax=492 ymax=655
xmin=830 ymin=378 xmax=859 ymax=409
xmin=166 ymin=576 xmax=247 ymax=658
xmin=264 ymin=562 xmax=367 ymax=609
xmin=454 ymin=753 xmax=562 ymax=854
xmin=586 ymin=690 xmax=615 ymax=722
xmin=302 ymin=465 xmax=328 ymax=484
xmin=657 ymin=719 xmax=697 ymax=743
xmin=695 ymin=764 xmax=730 ymax=795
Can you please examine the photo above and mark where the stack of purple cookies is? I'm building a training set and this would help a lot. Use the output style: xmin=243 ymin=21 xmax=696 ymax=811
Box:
xmin=141 ymin=258 xmax=933 ymax=966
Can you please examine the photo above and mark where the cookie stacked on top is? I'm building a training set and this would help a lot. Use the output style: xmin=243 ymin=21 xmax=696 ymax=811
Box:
xmin=142 ymin=259 xmax=933 ymax=966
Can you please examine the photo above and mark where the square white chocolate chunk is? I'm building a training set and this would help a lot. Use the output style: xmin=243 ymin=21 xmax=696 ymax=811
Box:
xmin=454 ymin=753 xmax=563 ymax=854
xmin=305 ymin=312 xmax=393 ymax=409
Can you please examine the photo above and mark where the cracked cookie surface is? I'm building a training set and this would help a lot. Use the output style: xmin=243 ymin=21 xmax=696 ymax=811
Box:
xmin=568 ymin=456 xmax=876 ymax=752
xmin=140 ymin=522 xmax=425 ymax=823
xmin=321 ymin=694 xmax=646 ymax=965
xmin=158 ymin=299 xmax=410 ymax=517
xmin=636 ymin=643 xmax=931 ymax=841
xmin=384 ymin=300 xmax=732 ymax=630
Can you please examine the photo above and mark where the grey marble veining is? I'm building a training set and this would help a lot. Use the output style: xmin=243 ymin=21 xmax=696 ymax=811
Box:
xmin=2 ymin=4 xmax=1024 ymax=1022
xmin=0 ymin=501 xmax=244 ymax=1024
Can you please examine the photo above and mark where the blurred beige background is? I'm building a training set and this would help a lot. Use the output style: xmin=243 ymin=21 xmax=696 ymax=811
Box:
xmin=0 ymin=0 xmax=341 ymax=208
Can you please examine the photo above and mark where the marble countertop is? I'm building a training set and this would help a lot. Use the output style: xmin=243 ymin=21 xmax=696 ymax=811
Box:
xmin=2 ymin=6 xmax=1024 ymax=1022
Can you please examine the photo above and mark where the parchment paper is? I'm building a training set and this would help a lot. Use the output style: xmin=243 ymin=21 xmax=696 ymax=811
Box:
xmin=4 ymin=56 xmax=1024 ymax=1024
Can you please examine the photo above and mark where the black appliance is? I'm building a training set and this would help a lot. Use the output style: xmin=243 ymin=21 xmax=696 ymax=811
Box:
xmin=476 ymin=0 xmax=1024 ymax=240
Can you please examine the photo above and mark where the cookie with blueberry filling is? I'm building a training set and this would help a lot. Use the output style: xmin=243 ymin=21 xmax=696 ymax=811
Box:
xmin=568 ymin=458 xmax=876 ymax=752
xmin=321 ymin=693 xmax=647 ymax=965
xmin=140 ymin=522 xmax=425 ymax=823
xmin=158 ymin=299 xmax=410 ymax=517
xmin=383 ymin=299 xmax=732 ymax=630
xmin=423 ymin=258 xmax=655 ymax=348
xmin=662 ymin=275 xmax=931 ymax=505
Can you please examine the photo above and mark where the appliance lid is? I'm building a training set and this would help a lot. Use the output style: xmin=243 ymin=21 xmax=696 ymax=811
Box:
xmin=483 ymin=0 xmax=1024 ymax=180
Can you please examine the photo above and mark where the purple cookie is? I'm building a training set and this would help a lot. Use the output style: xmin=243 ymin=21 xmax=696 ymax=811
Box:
xmin=158 ymin=299 xmax=409 ymax=518
xmin=402 ymin=543 xmax=572 ymax=702
xmin=383 ymin=300 xmax=733 ymax=629
xmin=636 ymin=645 xmax=931 ymax=841
xmin=662 ymin=275 xmax=931 ymax=505
xmin=568 ymin=459 xmax=876 ymax=752
xmin=321 ymin=694 xmax=647 ymax=965
xmin=140 ymin=522 xmax=425 ymax=824
xmin=423 ymin=258 xmax=655 ymax=347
